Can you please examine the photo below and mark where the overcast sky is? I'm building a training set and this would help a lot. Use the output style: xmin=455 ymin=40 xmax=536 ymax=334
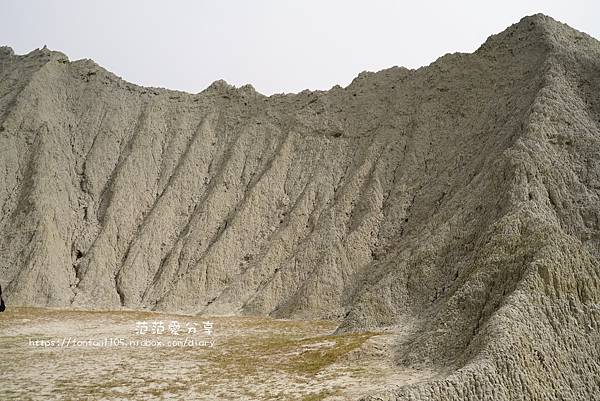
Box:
xmin=1 ymin=1 xmax=598 ymax=95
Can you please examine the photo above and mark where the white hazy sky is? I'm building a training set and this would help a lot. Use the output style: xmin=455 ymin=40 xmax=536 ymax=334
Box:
xmin=1 ymin=1 xmax=598 ymax=95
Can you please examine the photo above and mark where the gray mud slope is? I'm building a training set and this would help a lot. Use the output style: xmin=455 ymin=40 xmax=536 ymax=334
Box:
xmin=1 ymin=14 xmax=599 ymax=400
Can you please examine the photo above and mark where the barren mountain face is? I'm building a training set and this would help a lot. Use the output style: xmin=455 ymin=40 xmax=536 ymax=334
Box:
xmin=0 ymin=14 xmax=599 ymax=401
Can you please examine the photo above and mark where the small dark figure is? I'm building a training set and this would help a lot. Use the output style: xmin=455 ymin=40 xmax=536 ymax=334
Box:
xmin=0 ymin=284 xmax=5 ymax=312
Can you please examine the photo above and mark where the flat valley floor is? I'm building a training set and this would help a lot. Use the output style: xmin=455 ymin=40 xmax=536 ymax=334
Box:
xmin=0 ymin=307 xmax=440 ymax=400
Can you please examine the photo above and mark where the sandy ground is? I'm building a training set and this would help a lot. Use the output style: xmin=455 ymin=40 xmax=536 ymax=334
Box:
xmin=0 ymin=307 xmax=438 ymax=400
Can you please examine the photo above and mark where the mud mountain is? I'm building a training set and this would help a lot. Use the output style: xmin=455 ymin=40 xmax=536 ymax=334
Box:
xmin=0 ymin=13 xmax=599 ymax=401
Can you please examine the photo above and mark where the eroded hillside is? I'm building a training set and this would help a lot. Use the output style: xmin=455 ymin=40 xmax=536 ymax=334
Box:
xmin=0 ymin=14 xmax=599 ymax=401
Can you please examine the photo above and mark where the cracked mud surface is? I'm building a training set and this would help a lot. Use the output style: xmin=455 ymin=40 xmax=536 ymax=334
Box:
xmin=0 ymin=308 xmax=440 ymax=400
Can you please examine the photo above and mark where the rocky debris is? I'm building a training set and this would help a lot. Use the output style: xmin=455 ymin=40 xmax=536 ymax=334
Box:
xmin=0 ymin=13 xmax=599 ymax=401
